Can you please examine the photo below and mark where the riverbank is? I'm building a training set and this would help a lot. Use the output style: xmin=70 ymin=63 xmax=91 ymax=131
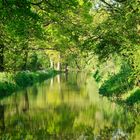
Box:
xmin=0 ymin=70 xmax=59 ymax=99
xmin=93 ymin=66 xmax=140 ymax=113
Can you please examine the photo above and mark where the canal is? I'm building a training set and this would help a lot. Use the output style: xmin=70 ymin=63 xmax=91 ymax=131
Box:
xmin=0 ymin=72 xmax=140 ymax=140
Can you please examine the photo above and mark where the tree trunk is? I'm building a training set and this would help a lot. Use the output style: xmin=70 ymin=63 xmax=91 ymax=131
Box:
xmin=22 ymin=49 xmax=28 ymax=70
xmin=65 ymin=63 xmax=68 ymax=72
xmin=50 ymin=59 xmax=54 ymax=69
xmin=22 ymin=90 xmax=29 ymax=113
xmin=57 ymin=54 xmax=61 ymax=71
xmin=57 ymin=61 xmax=61 ymax=71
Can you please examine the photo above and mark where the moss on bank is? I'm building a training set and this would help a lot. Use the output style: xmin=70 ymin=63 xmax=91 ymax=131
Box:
xmin=0 ymin=70 xmax=58 ymax=99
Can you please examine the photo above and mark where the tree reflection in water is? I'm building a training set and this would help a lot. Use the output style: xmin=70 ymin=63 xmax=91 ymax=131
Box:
xmin=0 ymin=104 xmax=5 ymax=132
xmin=0 ymin=73 xmax=140 ymax=139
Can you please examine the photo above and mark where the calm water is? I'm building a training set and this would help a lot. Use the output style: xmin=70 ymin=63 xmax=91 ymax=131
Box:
xmin=0 ymin=73 xmax=140 ymax=140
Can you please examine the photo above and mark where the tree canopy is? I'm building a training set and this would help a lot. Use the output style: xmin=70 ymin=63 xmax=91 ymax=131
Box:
xmin=0 ymin=0 xmax=139 ymax=83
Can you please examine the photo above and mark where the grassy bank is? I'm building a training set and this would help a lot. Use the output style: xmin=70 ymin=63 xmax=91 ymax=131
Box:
xmin=0 ymin=70 xmax=58 ymax=99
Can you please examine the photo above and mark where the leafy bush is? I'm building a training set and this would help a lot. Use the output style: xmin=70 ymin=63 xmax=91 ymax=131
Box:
xmin=0 ymin=82 xmax=18 ymax=98
xmin=0 ymin=70 xmax=58 ymax=98
xmin=14 ymin=72 xmax=35 ymax=87
xmin=126 ymin=89 xmax=140 ymax=106
xmin=99 ymin=65 xmax=135 ymax=97
xmin=14 ymin=70 xmax=57 ymax=88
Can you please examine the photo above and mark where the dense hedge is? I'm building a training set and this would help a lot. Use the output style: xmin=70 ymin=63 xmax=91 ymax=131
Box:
xmin=0 ymin=70 xmax=58 ymax=99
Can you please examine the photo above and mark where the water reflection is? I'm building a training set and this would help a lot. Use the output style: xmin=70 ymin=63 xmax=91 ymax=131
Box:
xmin=0 ymin=105 xmax=5 ymax=132
xmin=0 ymin=72 xmax=140 ymax=140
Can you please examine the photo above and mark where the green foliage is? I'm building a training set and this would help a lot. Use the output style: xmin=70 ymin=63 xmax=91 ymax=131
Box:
xmin=14 ymin=72 xmax=35 ymax=87
xmin=126 ymin=89 xmax=140 ymax=106
xmin=92 ymin=0 xmax=140 ymax=80
xmin=0 ymin=70 xmax=57 ymax=98
xmin=0 ymin=0 xmax=139 ymax=107
xmin=27 ymin=53 xmax=38 ymax=71
xmin=0 ymin=0 xmax=94 ymax=71
xmin=99 ymin=64 xmax=135 ymax=97
xmin=14 ymin=70 xmax=57 ymax=88
xmin=93 ymin=70 xmax=102 ymax=83
xmin=0 ymin=81 xmax=17 ymax=97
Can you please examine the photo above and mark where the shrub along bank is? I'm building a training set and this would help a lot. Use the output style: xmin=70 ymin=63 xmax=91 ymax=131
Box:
xmin=93 ymin=63 xmax=140 ymax=111
xmin=0 ymin=70 xmax=58 ymax=99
